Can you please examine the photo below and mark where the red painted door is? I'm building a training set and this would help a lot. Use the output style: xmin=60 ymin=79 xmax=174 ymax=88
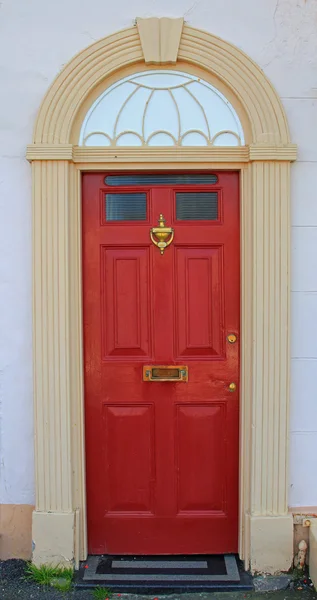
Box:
xmin=83 ymin=172 xmax=240 ymax=555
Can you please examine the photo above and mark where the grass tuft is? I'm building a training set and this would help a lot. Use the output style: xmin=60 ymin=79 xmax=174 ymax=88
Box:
xmin=25 ymin=562 xmax=73 ymax=589
xmin=51 ymin=577 xmax=73 ymax=592
xmin=92 ymin=585 xmax=113 ymax=599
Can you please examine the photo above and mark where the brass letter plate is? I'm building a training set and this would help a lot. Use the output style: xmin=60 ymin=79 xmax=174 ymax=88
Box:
xmin=143 ymin=365 xmax=188 ymax=382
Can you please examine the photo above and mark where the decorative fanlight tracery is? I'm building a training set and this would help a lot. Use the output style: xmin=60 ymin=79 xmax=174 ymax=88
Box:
xmin=79 ymin=70 xmax=245 ymax=148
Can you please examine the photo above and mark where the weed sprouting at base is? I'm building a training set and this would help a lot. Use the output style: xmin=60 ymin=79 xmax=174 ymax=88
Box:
xmin=92 ymin=585 xmax=113 ymax=599
xmin=25 ymin=562 xmax=73 ymax=591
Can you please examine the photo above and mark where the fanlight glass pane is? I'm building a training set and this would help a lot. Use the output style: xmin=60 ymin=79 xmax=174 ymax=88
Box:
xmin=181 ymin=132 xmax=208 ymax=146
xmin=213 ymin=132 xmax=240 ymax=146
xmin=188 ymin=81 xmax=241 ymax=138
xmin=148 ymin=132 xmax=175 ymax=146
xmin=105 ymin=174 xmax=218 ymax=185
xmin=172 ymin=86 xmax=209 ymax=137
xmin=105 ymin=193 xmax=147 ymax=221
xmin=115 ymin=86 xmax=151 ymax=137
xmin=144 ymin=90 xmax=179 ymax=141
xmin=133 ymin=72 xmax=190 ymax=87
xmin=176 ymin=192 xmax=218 ymax=221
xmin=85 ymin=133 xmax=111 ymax=146
xmin=86 ymin=82 xmax=135 ymax=138
xmin=79 ymin=70 xmax=244 ymax=147
xmin=116 ymin=133 xmax=143 ymax=146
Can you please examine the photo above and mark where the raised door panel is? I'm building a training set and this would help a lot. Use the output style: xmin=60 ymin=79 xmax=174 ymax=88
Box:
xmin=101 ymin=247 xmax=152 ymax=359
xmin=175 ymin=247 xmax=224 ymax=359
xmin=176 ymin=403 xmax=226 ymax=514
xmin=102 ymin=404 xmax=155 ymax=514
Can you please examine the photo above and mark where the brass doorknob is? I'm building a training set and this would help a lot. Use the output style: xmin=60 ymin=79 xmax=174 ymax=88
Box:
xmin=227 ymin=334 xmax=237 ymax=344
xmin=228 ymin=382 xmax=237 ymax=392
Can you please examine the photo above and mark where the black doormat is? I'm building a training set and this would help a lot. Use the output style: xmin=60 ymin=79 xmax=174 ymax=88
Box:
xmin=75 ymin=554 xmax=253 ymax=593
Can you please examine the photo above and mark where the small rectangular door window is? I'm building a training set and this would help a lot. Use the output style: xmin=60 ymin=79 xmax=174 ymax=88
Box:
xmin=176 ymin=192 xmax=218 ymax=220
xmin=105 ymin=193 xmax=147 ymax=221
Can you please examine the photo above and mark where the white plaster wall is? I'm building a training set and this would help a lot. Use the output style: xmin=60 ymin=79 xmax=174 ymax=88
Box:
xmin=0 ymin=0 xmax=316 ymax=507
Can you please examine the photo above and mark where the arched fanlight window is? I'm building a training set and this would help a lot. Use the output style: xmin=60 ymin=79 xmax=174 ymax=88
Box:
xmin=79 ymin=70 xmax=245 ymax=147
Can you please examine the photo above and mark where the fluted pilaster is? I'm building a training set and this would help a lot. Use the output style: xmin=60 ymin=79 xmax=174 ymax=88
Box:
xmin=251 ymin=161 xmax=290 ymax=516
xmin=32 ymin=160 xmax=72 ymax=513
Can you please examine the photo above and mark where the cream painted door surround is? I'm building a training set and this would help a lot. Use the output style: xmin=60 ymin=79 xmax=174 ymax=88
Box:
xmin=26 ymin=18 xmax=297 ymax=573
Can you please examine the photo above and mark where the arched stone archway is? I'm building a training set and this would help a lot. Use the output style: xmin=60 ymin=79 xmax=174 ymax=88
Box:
xmin=27 ymin=19 xmax=296 ymax=573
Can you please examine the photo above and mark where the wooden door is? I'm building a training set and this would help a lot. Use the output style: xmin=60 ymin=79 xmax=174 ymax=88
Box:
xmin=83 ymin=172 xmax=240 ymax=555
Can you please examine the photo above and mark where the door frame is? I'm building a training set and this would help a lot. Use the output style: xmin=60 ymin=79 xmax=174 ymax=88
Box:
xmin=27 ymin=20 xmax=297 ymax=574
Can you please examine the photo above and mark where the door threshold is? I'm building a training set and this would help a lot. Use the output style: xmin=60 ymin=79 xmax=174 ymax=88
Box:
xmin=75 ymin=554 xmax=253 ymax=592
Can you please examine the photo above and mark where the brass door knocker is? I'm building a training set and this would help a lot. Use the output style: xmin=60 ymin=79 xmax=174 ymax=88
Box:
xmin=150 ymin=214 xmax=174 ymax=255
